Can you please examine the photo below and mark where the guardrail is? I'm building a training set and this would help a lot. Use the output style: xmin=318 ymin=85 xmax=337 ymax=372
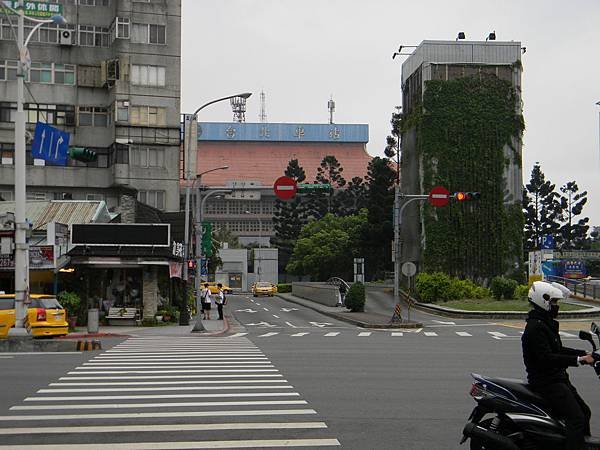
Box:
xmin=548 ymin=276 xmax=600 ymax=300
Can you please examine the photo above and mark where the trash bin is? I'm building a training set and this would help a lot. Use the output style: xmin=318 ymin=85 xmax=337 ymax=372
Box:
xmin=87 ymin=308 xmax=99 ymax=334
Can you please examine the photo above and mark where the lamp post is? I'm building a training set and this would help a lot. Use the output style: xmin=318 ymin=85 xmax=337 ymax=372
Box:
xmin=1 ymin=2 xmax=66 ymax=335
xmin=181 ymin=92 xmax=251 ymax=326
xmin=245 ymin=210 xmax=262 ymax=282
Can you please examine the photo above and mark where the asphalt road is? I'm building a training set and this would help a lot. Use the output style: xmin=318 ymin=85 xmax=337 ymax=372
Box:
xmin=0 ymin=295 xmax=599 ymax=449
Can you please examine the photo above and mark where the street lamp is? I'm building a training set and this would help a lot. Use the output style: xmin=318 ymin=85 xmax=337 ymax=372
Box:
xmin=245 ymin=210 xmax=262 ymax=282
xmin=181 ymin=93 xmax=251 ymax=326
xmin=0 ymin=2 xmax=67 ymax=335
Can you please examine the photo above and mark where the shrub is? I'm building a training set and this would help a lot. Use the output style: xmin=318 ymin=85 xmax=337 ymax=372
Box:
xmin=142 ymin=317 xmax=158 ymax=327
xmin=277 ymin=283 xmax=292 ymax=293
xmin=415 ymin=272 xmax=452 ymax=303
xmin=57 ymin=291 xmax=81 ymax=321
xmin=515 ymin=284 xmax=529 ymax=300
xmin=345 ymin=282 xmax=366 ymax=312
xmin=490 ymin=276 xmax=518 ymax=300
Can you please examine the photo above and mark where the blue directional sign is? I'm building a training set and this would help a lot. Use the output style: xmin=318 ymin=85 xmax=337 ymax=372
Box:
xmin=31 ymin=122 xmax=70 ymax=166
xmin=541 ymin=235 xmax=555 ymax=250
xmin=200 ymin=258 xmax=208 ymax=277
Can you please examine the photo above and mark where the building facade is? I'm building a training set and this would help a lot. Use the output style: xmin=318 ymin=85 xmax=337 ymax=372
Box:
xmin=0 ymin=0 xmax=181 ymax=212
xmin=400 ymin=39 xmax=524 ymax=278
xmin=187 ymin=121 xmax=371 ymax=246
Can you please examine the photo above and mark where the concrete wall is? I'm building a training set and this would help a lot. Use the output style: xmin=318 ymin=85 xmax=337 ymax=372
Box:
xmin=216 ymin=249 xmax=248 ymax=291
xmin=292 ymin=282 xmax=339 ymax=307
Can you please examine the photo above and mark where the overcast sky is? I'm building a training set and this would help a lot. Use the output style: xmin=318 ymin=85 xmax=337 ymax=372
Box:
xmin=182 ymin=0 xmax=600 ymax=226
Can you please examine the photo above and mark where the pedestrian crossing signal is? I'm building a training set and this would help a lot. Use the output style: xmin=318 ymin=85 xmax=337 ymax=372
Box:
xmin=454 ymin=192 xmax=481 ymax=201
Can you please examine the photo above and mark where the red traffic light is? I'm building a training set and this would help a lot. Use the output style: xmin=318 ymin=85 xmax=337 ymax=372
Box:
xmin=453 ymin=192 xmax=481 ymax=201
xmin=455 ymin=192 xmax=466 ymax=201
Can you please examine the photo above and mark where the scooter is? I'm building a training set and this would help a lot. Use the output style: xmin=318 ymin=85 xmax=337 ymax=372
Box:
xmin=460 ymin=322 xmax=600 ymax=450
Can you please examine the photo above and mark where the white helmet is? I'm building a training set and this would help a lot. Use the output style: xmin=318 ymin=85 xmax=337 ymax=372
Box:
xmin=528 ymin=281 xmax=569 ymax=311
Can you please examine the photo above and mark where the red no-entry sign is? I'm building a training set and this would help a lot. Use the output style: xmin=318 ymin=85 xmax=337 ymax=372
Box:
xmin=273 ymin=176 xmax=297 ymax=200
xmin=428 ymin=186 xmax=450 ymax=207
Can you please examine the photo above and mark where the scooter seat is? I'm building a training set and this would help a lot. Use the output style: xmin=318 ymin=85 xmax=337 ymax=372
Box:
xmin=484 ymin=376 xmax=549 ymax=408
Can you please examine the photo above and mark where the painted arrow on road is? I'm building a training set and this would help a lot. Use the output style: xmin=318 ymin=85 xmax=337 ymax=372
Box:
xmin=432 ymin=320 xmax=456 ymax=325
xmin=246 ymin=322 xmax=277 ymax=327
xmin=309 ymin=322 xmax=333 ymax=328
xmin=281 ymin=308 xmax=299 ymax=312
xmin=236 ymin=309 xmax=258 ymax=313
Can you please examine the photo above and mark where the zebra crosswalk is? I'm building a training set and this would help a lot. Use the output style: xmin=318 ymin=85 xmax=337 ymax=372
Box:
xmin=0 ymin=336 xmax=340 ymax=449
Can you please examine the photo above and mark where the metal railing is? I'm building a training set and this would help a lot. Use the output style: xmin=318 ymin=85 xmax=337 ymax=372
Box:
xmin=548 ymin=276 xmax=600 ymax=300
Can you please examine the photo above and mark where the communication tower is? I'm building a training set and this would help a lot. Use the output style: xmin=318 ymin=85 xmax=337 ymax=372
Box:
xmin=231 ymin=95 xmax=248 ymax=122
xmin=259 ymin=90 xmax=267 ymax=123
xmin=328 ymin=96 xmax=335 ymax=124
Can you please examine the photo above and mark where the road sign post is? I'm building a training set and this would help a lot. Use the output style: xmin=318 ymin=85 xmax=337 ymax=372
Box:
xmin=273 ymin=176 xmax=297 ymax=201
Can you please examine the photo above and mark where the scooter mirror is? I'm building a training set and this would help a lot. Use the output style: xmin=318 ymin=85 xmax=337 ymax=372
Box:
xmin=591 ymin=322 xmax=600 ymax=336
xmin=579 ymin=330 xmax=597 ymax=351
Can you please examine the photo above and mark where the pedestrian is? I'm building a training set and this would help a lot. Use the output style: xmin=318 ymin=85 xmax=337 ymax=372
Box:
xmin=522 ymin=281 xmax=594 ymax=450
xmin=337 ymin=283 xmax=347 ymax=307
xmin=201 ymin=283 xmax=212 ymax=320
xmin=215 ymin=283 xmax=225 ymax=320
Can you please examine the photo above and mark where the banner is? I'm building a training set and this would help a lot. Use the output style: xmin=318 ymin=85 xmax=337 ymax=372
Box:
xmin=169 ymin=262 xmax=182 ymax=279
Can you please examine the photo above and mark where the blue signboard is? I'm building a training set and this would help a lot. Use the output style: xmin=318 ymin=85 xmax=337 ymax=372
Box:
xmin=31 ymin=122 xmax=70 ymax=166
xmin=541 ymin=235 xmax=555 ymax=250
xmin=196 ymin=122 xmax=369 ymax=143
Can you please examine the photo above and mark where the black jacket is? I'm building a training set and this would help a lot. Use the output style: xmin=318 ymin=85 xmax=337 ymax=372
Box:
xmin=521 ymin=307 xmax=585 ymax=386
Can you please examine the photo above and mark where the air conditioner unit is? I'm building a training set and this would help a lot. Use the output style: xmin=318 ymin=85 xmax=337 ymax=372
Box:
xmin=59 ymin=30 xmax=74 ymax=46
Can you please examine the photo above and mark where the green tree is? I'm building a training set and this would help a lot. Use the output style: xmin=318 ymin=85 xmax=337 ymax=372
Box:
xmin=304 ymin=155 xmax=346 ymax=219
xmin=272 ymin=159 xmax=308 ymax=273
xmin=286 ymin=210 xmax=368 ymax=280
xmin=213 ymin=227 xmax=242 ymax=249
xmin=523 ymin=163 xmax=563 ymax=252
xmin=384 ymin=109 xmax=402 ymax=185
xmin=337 ymin=176 xmax=368 ymax=216
xmin=558 ymin=181 xmax=589 ymax=249
xmin=363 ymin=157 xmax=395 ymax=280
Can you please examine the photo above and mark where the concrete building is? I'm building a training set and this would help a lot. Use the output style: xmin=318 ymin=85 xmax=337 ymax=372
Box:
xmin=399 ymin=39 xmax=524 ymax=277
xmin=0 ymin=1 xmax=181 ymax=212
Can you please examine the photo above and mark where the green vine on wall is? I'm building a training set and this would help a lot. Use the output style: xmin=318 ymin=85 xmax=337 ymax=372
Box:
xmin=408 ymin=74 xmax=525 ymax=281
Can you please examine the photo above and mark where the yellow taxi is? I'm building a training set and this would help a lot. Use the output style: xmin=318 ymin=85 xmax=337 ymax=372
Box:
xmin=0 ymin=294 xmax=69 ymax=339
xmin=204 ymin=282 xmax=233 ymax=295
xmin=252 ymin=281 xmax=278 ymax=297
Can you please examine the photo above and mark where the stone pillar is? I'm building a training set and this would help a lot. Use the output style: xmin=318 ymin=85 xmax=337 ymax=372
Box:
xmin=143 ymin=267 xmax=159 ymax=319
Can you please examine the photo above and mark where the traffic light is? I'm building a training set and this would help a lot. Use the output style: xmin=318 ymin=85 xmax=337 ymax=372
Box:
xmin=69 ymin=147 xmax=97 ymax=163
xmin=454 ymin=192 xmax=481 ymax=201
xmin=201 ymin=221 xmax=212 ymax=257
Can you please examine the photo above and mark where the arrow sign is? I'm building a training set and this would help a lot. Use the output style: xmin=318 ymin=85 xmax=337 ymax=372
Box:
xmin=31 ymin=122 xmax=70 ymax=166
xmin=309 ymin=322 xmax=333 ymax=328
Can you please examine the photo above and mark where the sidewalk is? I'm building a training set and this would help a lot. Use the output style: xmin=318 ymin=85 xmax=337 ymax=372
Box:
xmin=276 ymin=293 xmax=422 ymax=328
xmin=64 ymin=315 xmax=229 ymax=339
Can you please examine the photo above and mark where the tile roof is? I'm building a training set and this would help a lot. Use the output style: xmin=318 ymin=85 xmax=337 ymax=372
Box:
xmin=193 ymin=142 xmax=373 ymax=187
xmin=0 ymin=200 xmax=110 ymax=230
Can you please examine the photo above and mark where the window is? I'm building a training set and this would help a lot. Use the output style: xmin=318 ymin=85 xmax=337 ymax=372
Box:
xmin=86 ymin=193 xmax=105 ymax=201
xmin=116 ymin=17 xmax=130 ymax=39
xmin=116 ymin=100 xmax=129 ymax=122
xmin=138 ymin=190 xmax=165 ymax=210
xmin=130 ymin=106 xmax=166 ymax=126
xmin=0 ymin=190 xmax=14 ymax=201
xmin=0 ymin=143 xmax=14 ymax=165
xmin=24 ymin=104 xmax=75 ymax=126
xmin=131 ymin=65 xmax=166 ymax=87
xmin=78 ymin=106 xmax=108 ymax=127
xmin=54 ymin=64 xmax=75 ymax=85
xmin=27 ymin=192 xmax=46 ymax=201
xmin=79 ymin=25 xmax=109 ymax=47
xmin=131 ymin=147 xmax=165 ymax=168
xmin=0 ymin=60 xmax=18 ymax=81
xmin=27 ymin=63 xmax=75 ymax=85
xmin=29 ymin=63 xmax=51 ymax=83
xmin=131 ymin=23 xmax=166 ymax=44
xmin=39 ymin=23 xmax=58 ymax=43
xmin=79 ymin=0 xmax=110 ymax=5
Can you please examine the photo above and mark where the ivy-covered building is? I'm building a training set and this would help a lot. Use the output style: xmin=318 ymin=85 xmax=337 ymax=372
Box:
xmin=400 ymin=39 xmax=525 ymax=281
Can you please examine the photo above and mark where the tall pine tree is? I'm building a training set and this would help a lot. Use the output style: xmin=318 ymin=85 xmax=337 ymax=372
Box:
xmin=523 ymin=163 xmax=563 ymax=252
xmin=337 ymin=176 xmax=368 ymax=216
xmin=558 ymin=181 xmax=589 ymax=249
xmin=304 ymin=155 xmax=347 ymax=219
xmin=272 ymin=159 xmax=307 ymax=274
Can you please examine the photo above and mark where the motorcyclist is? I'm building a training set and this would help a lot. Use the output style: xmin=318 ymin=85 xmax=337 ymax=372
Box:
xmin=521 ymin=281 xmax=595 ymax=450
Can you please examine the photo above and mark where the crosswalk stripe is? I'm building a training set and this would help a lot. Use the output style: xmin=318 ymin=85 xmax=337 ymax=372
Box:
xmin=11 ymin=400 xmax=309 ymax=411
xmin=79 ymin=365 xmax=274 ymax=369
xmin=488 ymin=332 xmax=507 ymax=339
xmin=50 ymin=380 xmax=289 ymax=386
xmin=424 ymin=332 xmax=438 ymax=337
xmin=0 ymin=422 xmax=328 ymax=435
xmin=291 ymin=333 xmax=309 ymax=337
xmin=0 ymin=438 xmax=341 ymax=449
xmin=456 ymin=332 xmax=472 ymax=337
xmin=68 ymin=369 xmax=279 ymax=374
xmin=25 ymin=392 xmax=300 ymax=401
xmin=38 ymin=385 xmax=294 ymax=393
xmin=324 ymin=332 xmax=339 ymax=337
xmin=0 ymin=409 xmax=318 ymax=421
xmin=391 ymin=332 xmax=403 ymax=337
xmin=228 ymin=333 xmax=248 ymax=338
xmin=258 ymin=332 xmax=279 ymax=337
xmin=357 ymin=332 xmax=371 ymax=337
xmin=60 ymin=374 xmax=284 ymax=380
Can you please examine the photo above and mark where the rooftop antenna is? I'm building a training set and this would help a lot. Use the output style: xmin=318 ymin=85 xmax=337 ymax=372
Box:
xmin=231 ymin=95 xmax=248 ymax=122
xmin=259 ymin=90 xmax=267 ymax=123
xmin=328 ymin=96 xmax=335 ymax=124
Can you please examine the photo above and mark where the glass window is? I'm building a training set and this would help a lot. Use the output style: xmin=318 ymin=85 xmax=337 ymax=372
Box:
xmin=39 ymin=23 xmax=58 ymax=43
xmin=131 ymin=23 xmax=148 ymax=43
xmin=116 ymin=101 xmax=129 ymax=122
xmin=78 ymin=106 xmax=92 ymax=126
xmin=131 ymin=65 xmax=166 ymax=86
xmin=116 ymin=17 xmax=129 ymax=39
xmin=149 ymin=24 xmax=166 ymax=44
xmin=78 ymin=25 xmax=94 ymax=47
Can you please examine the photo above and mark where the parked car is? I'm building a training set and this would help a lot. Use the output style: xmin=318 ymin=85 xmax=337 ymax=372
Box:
xmin=204 ymin=282 xmax=233 ymax=295
xmin=0 ymin=294 xmax=68 ymax=339
xmin=252 ymin=281 xmax=278 ymax=297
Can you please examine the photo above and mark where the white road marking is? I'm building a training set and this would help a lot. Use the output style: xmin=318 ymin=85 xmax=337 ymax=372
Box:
xmin=432 ymin=320 xmax=456 ymax=325
xmin=309 ymin=322 xmax=333 ymax=328
xmin=51 ymin=380 xmax=289 ymax=386
xmin=424 ymin=332 xmax=438 ymax=337
xmin=0 ymin=439 xmax=341 ymax=449
xmin=324 ymin=332 xmax=339 ymax=337
xmin=60 ymin=374 xmax=284 ymax=380
xmin=357 ymin=332 xmax=371 ymax=337
xmin=263 ymin=308 xmax=269 ymax=311
xmin=235 ymin=309 xmax=257 ymax=313
xmin=25 ymin=392 xmax=300 ymax=402
xmin=67 ymin=369 xmax=279 ymax=375
xmin=488 ymin=332 xmax=508 ymax=339
xmin=39 ymin=385 xmax=294 ymax=393
xmin=456 ymin=332 xmax=472 ymax=337
xmin=11 ymin=400 xmax=308 ymax=411
xmin=272 ymin=315 xmax=280 ymax=319
xmin=285 ymin=322 xmax=298 ymax=328
xmin=0 ymin=352 xmax=80 ymax=355
xmin=291 ymin=333 xmax=309 ymax=337
xmin=0 ymin=422 xmax=328 ymax=435
xmin=559 ymin=331 xmax=577 ymax=338
xmin=391 ymin=332 xmax=403 ymax=337
xmin=0 ymin=356 xmax=13 ymax=359
xmin=246 ymin=322 xmax=277 ymax=327
xmin=281 ymin=308 xmax=299 ymax=312
xmin=258 ymin=332 xmax=279 ymax=338
xmin=228 ymin=333 xmax=248 ymax=338
xmin=0 ymin=409 xmax=317 ymax=421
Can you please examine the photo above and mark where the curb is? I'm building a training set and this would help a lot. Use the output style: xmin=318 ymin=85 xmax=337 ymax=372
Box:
xmin=76 ymin=340 xmax=102 ymax=351
xmin=277 ymin=294 xmax=423 ymax=329
xmin=190 ymin=316 xmax=230 ymax=336
xmin=60 ymin=332 xmax=132 ymax=339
